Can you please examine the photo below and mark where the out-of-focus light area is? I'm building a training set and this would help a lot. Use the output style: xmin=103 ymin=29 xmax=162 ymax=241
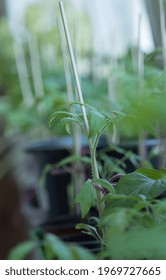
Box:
xmin=6 ymin=0 xmax=154 ymax=56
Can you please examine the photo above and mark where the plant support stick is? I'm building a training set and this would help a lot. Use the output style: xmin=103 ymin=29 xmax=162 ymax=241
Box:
xmin=137 ymin=14 xmax=147 ymax=167
xmin=13 ymin=41 xmax=34 ymax=107
xmin=57 ymin=18 xmax=83 ymax=216
xmin=27 ymin=32 xmax=45 ymax=99
xmin=137 ymin=14 xmax=144 ymax=105
xmin=59 ymin=1 xmax=104 ymax=218
xmin=59 ymin=1 xmax=89 ymax=134
xmin=158 ymin=0 xmax=166 ymax=167
xmin=159 ymin=0 xmax=166 ymax=70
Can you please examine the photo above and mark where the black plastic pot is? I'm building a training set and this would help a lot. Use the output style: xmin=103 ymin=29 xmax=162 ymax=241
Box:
xmin=25 ymin=136 xmax=88 ymax=219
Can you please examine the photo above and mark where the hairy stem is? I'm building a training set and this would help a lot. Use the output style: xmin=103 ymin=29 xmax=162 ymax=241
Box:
xmin=89 ymin=139 xmax=104 ymax=218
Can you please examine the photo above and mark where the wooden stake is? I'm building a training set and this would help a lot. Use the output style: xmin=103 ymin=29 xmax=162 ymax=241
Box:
xmin=137 ymin=14 xmax=147 ymax=166
xmin=13 ymin=41 xmax=34 ymax=107
xmin=137 ymin=14 xmax=144 ymax=104
xmin=59 ymin=1 xmax=89 ymax=135
xmin=27 ymin=32 xmax=45 ymax=99
xmin=57 ymin=19 xmax=74 ymax=104
xmin=59 ymin=1 xmax=104 ymax=221
xmin=159 ymin=0 xmax=166 ymax=167
xmin=57 ymin=18 xmax=83 ymax=216
xmin=159 ymin=0 xmax=166 ymax=70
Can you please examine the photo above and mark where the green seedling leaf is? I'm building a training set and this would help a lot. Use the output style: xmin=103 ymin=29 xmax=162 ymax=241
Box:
xmin=103 ymin=118 xmax=114 ymax=136
xmin=93 ymin=178 xmax=115 ymax=195
xmin=116 ymin=171 xmax=166 ymax=199
xmin=60 ymin=116 xmax=85 ymax=134
xmin=136 ymin=168 xmax=164 ymax=179
xmin=103 ymin=225 xmax=166 ymax=260
xmin=75 ymin=179 xmax=97 ymax=218
xmin=69 ymin=245 xmax=95 ymax=260
xmin=153 ymin=200 xmax=166 ymax=216
xmin=8 ymin=241 xmax=36 ymax=260
xmin=39 ymin=163 xmax=56 ymax=189
xmin=56 ymin=155 xmax=91 ymax=168
xmin=66 ymin=122 xmax=72 ymax=134
xmin=125 ymin=151 xmax=140 ymax=168
xmin=98 ymin=111 xmax=122 ymax=137
xmin=146 ymin=124 xmax=158 ymax=139
xmin=101 ymin=208 xmax=142 ymax=232
xmin=49 ymin=111 xmax=74 ymax=127
xmin=60 ymin=117 xmax=78 ymax=134
xmin=136 ymin=168 xmax=166 ymax=179
xmin=44 ymin=234 xmax=72 ymax=260
xmin=112 ymin=111 xmax=127 ymax=118
xmin=88 ymin=111 xmax=108 ymax=138
xmin=134 ymin=201 xmax=152 ymax=211
xmin=101 ymin=194 xmax=136 ymax=207
xmin=44 ymin=233 xmax=95 ymax=260
xmin=69 ymin=101 xmax=97 ymax=111
xmin=98 ymin=153 xmax=124 ymax=178
xmin=160 ymin=168 xmax=166 ymax=176
xmin=76 ymin=223 xmax=101 ymax=241
xmin=89 ymin=216 xmax=100 ymax=225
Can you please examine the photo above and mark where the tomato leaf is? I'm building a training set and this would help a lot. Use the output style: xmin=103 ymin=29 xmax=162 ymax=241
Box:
xmin=75 ymin=179 xmax=97 ymax=217
xmin=93 ymin=178 xmax=115 ymax=195
xmin=8 ymin=241 xmax=36 ymax=260
xmin=116 ymin=172 xmax=166 ymax=199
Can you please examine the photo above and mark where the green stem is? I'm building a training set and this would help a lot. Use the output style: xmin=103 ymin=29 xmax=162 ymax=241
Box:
xmin=89 ymin=140 xmax=106 ymax=247
xmin=89 ymin=139 xmax=104 ymax=218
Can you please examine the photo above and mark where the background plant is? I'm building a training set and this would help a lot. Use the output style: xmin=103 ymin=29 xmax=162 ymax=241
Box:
xmin=6 ymin=0 xmax=166 ymax=260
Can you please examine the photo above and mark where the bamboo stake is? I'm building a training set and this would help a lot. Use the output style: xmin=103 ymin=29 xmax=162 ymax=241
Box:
xmin=57 ymin=18 xmax=83 ymax=216
xmin=27 ymin=32 xmax=45 ymax=99
xmin=13 ymin=41 xmax=34 ymax=107
xmin=108 ymin=57 xmax=117 ymax=103
xmin=27 ymin=32 xmax=47 ymax=135
xmin=72 ymin=19 xmax=85 ymax=216
xmin=57 ymin=19 xmax=74 ymax=104
xmin=158 ymin=0 xmax=166 ymax=167
xmin=59 ymin=1 xmax=104 ymax=220
xmin=59 ymin=1 xmax=89 ymax=135
xmin=137 ymin=14 xmax=147 ymax=166
xmin=159 ymin=0 xmax=166 ymax=70
xmin=107 ymin=56 xmax=120 ymax=145
xmin=137 ymin=14 xmax=144 ymax=105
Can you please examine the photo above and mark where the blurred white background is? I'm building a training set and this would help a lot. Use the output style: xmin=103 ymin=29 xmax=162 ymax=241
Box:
xmin=6 ymin=0 xmax=154 ymax=57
